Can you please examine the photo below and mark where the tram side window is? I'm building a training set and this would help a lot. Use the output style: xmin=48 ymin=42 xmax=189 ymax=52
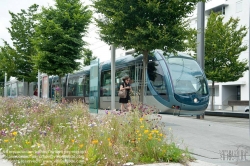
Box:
xmin=77 ymin=76 xmax=84 ymax=97
xmin=7 ymin=85 xmax=11 ymax=96
xmin=61 ymin=78 xmax=66 ymax=97
xmin=116 ymin=67 xmax=133 ymax=95
xmin=101 ymin=71 xmax=111 ymax=96
xmin=67 ymin=76 xmax=79 ymax=96
xmin=148 ymin=61 xmax=168 ymax=100
xmin=83 ymin=75 xmax=90 ymax=97
xmin=116 ymin=65 xmax=149 ymax=96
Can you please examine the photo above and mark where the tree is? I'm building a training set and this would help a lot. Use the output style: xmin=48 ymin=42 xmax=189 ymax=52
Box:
xmin=93 ymin=0 xmax=205 ymax=103
xmin=190 ymin=12 xmax=248 ymax=110
xmin=0 ymin=42 xmax=18 ymax=79
xmin=33 ymin=0 xmax=92 ymax=89
xmin=6 ymin=4 xmax=39 ymax=83
xmin=82 ymin=48 xmax=97 ymax=66
xmin=0 ymin=70 xmax=5 ymax=83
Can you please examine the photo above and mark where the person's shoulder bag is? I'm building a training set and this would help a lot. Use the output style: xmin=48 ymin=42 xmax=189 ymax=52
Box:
xmin=118 ymin=83 xmax=127 ymax=98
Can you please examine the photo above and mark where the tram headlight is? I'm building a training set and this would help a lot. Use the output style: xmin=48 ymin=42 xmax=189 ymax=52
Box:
xmin=194 ymin=98 xmax=198 ymax=103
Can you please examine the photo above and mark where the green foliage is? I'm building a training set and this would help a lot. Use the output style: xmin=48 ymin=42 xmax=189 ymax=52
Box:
xmin=0 ymin=71 xmax=4 ymax=82
xmin=93 ymin=0 xmax=205 ymax=54
xmin=0 ymin=97 xmax=192 ymax=165
xmin=33 ymin=0 xmax=92 ymax=77
xmin=5 ymin=4 xmax=39 ymax=82
xmin=189 ymin=12 xmax=248 ymax=82
xmin=82 ymin=48 xmax=97 ymax=66
xmin=204 ymin=12 xmax=248 ymax=82
xmin=0 ymin=42 xmax=18 ymax=78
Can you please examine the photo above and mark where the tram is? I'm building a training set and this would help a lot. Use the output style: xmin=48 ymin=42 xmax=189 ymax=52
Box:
xmin=5 ymin=49 xmax=209 ymax=115
xmin=46 ymin=49 xmax=209 ymax=115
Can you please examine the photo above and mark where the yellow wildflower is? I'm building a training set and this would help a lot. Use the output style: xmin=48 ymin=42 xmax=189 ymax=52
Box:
xmin=79 ymin=144 xmax=84 ymax=148
xmin=26 ymin=141 xmax=30 ymax=144
xmin=4 ymin=140 xmax=9 ymax=143
xmin=71 ymin=139 xmax=75 ymax=143
xmin=152 ymin=129 xmax=159 ymax=134
xmin=144 ymin=130 xmax=149 ymax=134
xmin=92 ymin=140 xmax=98 ymax=144
xmin=140 ymin=125 xmax=144 ymax=128
xmin=109 ymin=142 xmax=112 ymax=146
xmin=139 ymin=118 xmax=144 ymax=122
xmin=12 ymin=132 xmax=17 ymax=136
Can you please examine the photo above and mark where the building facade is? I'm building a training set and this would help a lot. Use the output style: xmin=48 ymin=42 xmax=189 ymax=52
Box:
xmin=189 ymin=0 xmax=249 ymax=110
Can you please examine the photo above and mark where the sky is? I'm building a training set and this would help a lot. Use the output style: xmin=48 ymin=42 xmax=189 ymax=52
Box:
xmin=0 ymin=0 xmax=125 ymax=63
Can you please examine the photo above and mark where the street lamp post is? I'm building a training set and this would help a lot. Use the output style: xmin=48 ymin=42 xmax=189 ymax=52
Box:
xmin=197 ymin=1 xmax=205 ymax=119
xmin=111 ymin=45 xmax=116 ymax=110
xmin=38 ymin=70 xmax=40 ymax=98
xmin=248 ymin=0 xmax=250 ymax=137
xmin=4 ymin=72 xmax=7 ymax=97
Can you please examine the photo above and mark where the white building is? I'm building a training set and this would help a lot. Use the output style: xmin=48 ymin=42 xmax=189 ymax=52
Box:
xmin=189 ymin=0 xmax=249 ymax=110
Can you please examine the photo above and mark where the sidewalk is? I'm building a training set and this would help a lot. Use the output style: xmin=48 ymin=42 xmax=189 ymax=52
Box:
xmin=0 ymin=153 xmax=12 ymax=166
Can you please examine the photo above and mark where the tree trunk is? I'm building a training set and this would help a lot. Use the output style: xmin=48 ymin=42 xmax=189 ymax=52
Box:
xmin=211 ymin=81 xmax=215 ymax=111
xmin=139 ymin=51 xmax=149 ymax=104
xmin=27 ymin=82 xmax=30 ymax=96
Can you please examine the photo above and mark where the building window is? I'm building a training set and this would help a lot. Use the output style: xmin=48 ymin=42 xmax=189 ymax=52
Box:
xmin=236 ymin=0 xmax=242 ymax=13
xmin=209 ymin=6 xmax=226 ymax=15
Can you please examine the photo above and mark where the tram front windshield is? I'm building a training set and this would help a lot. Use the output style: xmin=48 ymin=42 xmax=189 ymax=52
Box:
xmin=166 ymin=56 xmax=208 ymax=95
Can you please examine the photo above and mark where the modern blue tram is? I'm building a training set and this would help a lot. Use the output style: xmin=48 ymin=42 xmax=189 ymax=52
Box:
xmin=47 ymin=49 xmax=209 ymax=116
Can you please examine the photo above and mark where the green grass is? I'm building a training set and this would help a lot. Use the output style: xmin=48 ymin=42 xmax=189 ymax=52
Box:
xmin=0 ymin=97 xmax=192 ymax=166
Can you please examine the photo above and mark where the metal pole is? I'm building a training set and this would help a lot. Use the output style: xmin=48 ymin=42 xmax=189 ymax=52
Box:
xmin=197 ymin=2 xmax=205 ymax=119
xmin=4 ymin=72 xmax=7 ymax=97
xmin=38 ymin=70 xmax=40 ymax=98
xmin=197 ymin=2 xmax=205 ymax=69
xmin=248 ymin=0 xmax=250 ymax=138
xmin=111 ymin=45 xmax=116 ymax=110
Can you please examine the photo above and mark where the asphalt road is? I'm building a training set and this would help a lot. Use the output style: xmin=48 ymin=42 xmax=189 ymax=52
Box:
xmin=160 ymin=114 xmax=250 ymax=166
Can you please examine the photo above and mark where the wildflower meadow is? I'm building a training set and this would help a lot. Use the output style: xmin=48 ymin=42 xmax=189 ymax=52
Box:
xmin=0 ymin=97 xmax=192 ymax=165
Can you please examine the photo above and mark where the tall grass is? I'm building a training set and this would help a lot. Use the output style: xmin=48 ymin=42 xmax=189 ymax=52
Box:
xmin=0 ymin=97 xmax=191 ymax=166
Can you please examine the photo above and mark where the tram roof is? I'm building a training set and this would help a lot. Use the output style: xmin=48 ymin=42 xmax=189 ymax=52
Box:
xmin=72 ymin=50 xmax=194 ymax=73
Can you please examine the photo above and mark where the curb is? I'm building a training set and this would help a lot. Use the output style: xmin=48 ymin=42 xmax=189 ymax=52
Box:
xmin=205 ymin=111 xmax=249 ymax=118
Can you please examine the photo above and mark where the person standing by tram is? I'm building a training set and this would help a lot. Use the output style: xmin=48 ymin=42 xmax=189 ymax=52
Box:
xmin=119 ymin=76 xmax=132 ymax=112
xmin=33 ymin=88 xmax=38 ymax=96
